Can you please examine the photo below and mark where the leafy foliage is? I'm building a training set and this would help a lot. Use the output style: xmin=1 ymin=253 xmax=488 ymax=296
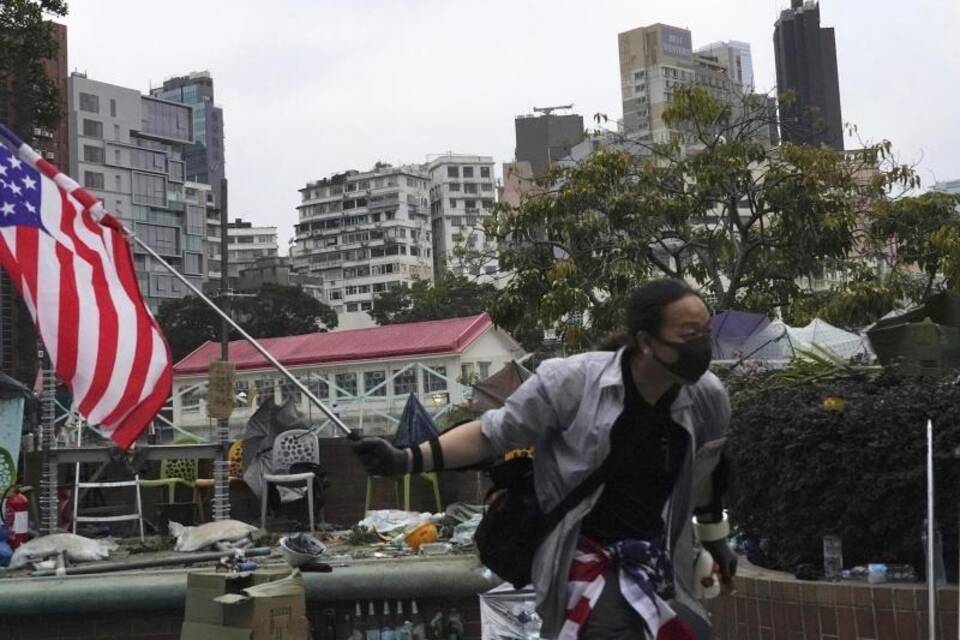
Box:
xmin=727 ymin=370 xmax=960 ymax=580
xmin=370 ymin=274 xmax=495 ymax=325
xmin=157 ymin=284 xmax=337 ymax=361
xmin=468 ymin=87 xmax=918 ymax=350
xmin=0 ymin=0 xmax=68 ymax=142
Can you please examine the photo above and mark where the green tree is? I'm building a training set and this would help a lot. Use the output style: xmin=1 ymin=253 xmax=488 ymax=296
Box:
xmin=0 ymin=0 xmax=68 ymax=142
xmin=472 ymin=87 xmax=917 ymax=350
xmin=157 ymin=283 xmax=338 ymax=361
xmin=370 ymin=274 xmax=495 ymax=326
xmin=868 ymin=191 xmax=960 ymax=297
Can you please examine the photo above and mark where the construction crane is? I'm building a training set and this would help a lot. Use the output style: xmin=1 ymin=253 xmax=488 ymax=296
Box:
xmin=533 ymin=104 xmax=574 ymax=116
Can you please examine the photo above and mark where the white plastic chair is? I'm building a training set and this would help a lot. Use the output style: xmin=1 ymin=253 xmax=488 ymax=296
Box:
xmin=260 ymin=429 xmax=319 ymax=532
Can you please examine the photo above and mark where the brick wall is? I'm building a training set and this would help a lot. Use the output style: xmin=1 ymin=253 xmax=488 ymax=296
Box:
xmin=707 ymin=572 xmax=960 ymax=640
xmin=0 ymin=596 xmax=483 ymax=640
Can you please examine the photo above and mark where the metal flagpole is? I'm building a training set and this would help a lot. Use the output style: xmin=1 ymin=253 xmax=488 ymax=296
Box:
xmin=926 ymin=419 xmax=937 ymax=640
xmin=126 ymin=228 xmax=353 ymax=439
xmin=213 ymin=177 xmax=231 ymax=521
xmin=37 ymin=349 xmax=58 ymax=535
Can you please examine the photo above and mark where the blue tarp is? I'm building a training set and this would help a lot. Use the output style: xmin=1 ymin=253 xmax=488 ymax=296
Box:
xmin=392 ymin=393 xmax=440 ymax=448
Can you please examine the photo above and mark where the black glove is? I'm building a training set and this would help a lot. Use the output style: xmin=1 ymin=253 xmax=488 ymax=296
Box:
xmin=702 ymin=538 xmax=738 ymax=586
xmin=351 ymin=437 xmax=409 ymax=476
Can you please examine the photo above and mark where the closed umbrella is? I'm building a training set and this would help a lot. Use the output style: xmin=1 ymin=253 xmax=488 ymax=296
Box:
xmin=241 ymin=396 xmax=307 ymax=498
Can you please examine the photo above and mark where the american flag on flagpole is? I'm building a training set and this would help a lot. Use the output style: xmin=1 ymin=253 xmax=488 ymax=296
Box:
xmin=0 ymin=124 xmax=172 ymax=450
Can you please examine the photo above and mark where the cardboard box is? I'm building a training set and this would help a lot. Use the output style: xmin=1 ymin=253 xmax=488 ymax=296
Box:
xmin=180 ymin=570 xmax=309 ymax=640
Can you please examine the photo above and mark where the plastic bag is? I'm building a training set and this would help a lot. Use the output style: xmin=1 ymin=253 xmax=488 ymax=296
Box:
xmin=451 ymin=513 xmax=483 ymax=546
xmin=169 ymin=519 xmax=259 ymax=552
xmin=358 ymin=510 xmax=437 ymax=536
xmin=8 ymin=533 xmax=117 ymax=569
xmin=479 ymin=583 xmax=541 ymax=639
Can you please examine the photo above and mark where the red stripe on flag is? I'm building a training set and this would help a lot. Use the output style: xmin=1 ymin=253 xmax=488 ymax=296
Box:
xmin=56 ymin=186 xmax=119 ymax=418
xmin=34 ymin=157 xmax=60 ymax=180
xmin=15 ymin=226 xmax=39 ymax=308
xmin=566 ymin=595 xmax=595 ymax=626
xmin=0 ymin=234 xmax=24 ymax=290
xmin=109 ymin=364 xmax=172 ymax=449
xmin=54 ymin=198 xmax=80 ymax=383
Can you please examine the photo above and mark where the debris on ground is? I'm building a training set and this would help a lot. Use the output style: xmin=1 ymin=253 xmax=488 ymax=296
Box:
xmin=170 ymin=519 xmax=262 ymax=552
xmin=8 ymin=533 xmax=118 ymax=569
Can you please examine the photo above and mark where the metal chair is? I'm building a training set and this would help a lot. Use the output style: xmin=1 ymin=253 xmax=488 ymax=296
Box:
xmin=260 ymin=429 xmax=319 ymax=532
xmin=139 ymin=436 xmax=213 ymax=522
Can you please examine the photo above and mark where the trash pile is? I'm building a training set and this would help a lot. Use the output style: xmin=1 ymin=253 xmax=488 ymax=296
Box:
xmin=335 ymin=504 xmax=483 ymax=559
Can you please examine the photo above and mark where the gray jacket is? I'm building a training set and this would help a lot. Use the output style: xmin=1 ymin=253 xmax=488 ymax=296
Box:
xmin=480 ymin=348 xmax=731 ymax=638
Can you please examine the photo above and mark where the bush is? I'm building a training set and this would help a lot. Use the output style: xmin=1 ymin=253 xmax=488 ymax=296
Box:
xmin=727 ymin=369 xmax=960 ymax=581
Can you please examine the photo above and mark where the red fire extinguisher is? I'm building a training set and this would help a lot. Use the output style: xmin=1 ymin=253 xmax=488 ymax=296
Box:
xmin=2 ymin=486 xmax=30 ymax=549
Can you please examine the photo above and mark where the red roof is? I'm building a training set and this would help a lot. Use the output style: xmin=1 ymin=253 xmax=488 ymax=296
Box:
xmin=173 ymin=313 xmax=494 ymax=376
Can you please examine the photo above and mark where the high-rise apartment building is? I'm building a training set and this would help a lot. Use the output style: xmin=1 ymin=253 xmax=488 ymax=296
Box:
xmin=618 ymin=23 xmax=738 ymax=141
xmin=696 ymin=40 xmax=755 ymax=94
xmin=514 ymin=111 xmax=584 ymax=179
xmin=68 ymin=73 xmax=207 ymax=312
xmin=425 ymin=155 xmax=499 ymax=284
xmin=149 ymin=71 xmax=225 ymax=205
xmin=293 ymin=164 xmax=435 ymax=329
xmin=773 ymin=0 xmax=843 ymax=149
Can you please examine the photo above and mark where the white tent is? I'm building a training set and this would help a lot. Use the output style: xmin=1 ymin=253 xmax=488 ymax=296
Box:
xmin=726 ymin=318 xmax=872 ymax=363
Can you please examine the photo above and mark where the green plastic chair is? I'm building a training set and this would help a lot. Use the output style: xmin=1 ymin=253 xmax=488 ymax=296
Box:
xmin=364 ymin=472 xmax=442 ymax=513
xmin=139 ymin=436 xmax=213 ymax=521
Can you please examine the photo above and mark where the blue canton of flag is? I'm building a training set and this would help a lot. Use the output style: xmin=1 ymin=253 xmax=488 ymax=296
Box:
xmin=0 ymin=144 xmax=43 ymax=229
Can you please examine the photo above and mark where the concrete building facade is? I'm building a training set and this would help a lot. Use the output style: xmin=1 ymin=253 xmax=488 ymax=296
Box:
xmin=514 ymin=111 xmax=584 ymax=179
xmin=149 ymin=71 xmax=225 ymax=206
xmin=293 ymin=164 xmax=435 ymax=329
xmin=618 ymin=23 xmax=738 ymax=142
xmin=773 ymin=0 xmax=844 ymax=149
xmin=696 ymin=40 xmax=755 ymax=94
xmin=425 ymin=154 xmax=500 ymax=285
xmin=67 ymin=73 xmax=206 ymax=312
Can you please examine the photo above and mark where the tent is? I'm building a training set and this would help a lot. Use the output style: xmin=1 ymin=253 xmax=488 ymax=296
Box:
xmin=469 ymin=361 xmax=532 ymax=412
xmin=711 ymin=310 xmax=770 ymax=344
xmin=729 ymin=318 xmax=872 ymax=363
xmin=392 ymin=393 xmax=440 ymax=448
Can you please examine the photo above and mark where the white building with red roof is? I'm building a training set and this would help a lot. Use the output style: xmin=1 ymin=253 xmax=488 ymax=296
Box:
xmin=171 ymin=313 xmax=526 ymax=436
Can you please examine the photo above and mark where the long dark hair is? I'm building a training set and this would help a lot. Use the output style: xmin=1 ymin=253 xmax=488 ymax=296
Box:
xmin=597 ymin=279 xmax=703 ymax=351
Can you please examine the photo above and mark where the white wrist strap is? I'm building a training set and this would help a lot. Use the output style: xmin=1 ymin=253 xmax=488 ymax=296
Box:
xmin=693 ymin=512 xmax=730 ymax=542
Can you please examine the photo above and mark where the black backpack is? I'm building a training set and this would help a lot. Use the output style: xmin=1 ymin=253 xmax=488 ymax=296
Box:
xmin=474 ymin=447 xmax=627 ymax=589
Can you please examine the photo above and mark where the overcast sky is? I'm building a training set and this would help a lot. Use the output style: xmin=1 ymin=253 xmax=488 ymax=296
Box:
xmin=62 ymin=0 xmax=959 ymax=252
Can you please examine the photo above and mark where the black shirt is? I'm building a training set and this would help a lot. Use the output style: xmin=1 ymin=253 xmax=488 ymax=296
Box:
xmin=579 ymin=352 xmax=689 ymax=543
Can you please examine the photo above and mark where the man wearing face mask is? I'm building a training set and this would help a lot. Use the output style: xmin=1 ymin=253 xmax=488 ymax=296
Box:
xmin=353 ymin=279 xmax=734 ymax=639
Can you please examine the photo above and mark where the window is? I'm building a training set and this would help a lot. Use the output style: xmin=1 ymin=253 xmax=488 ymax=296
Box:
xmin=424 ymin=365 xmax=447 ymax=392
xmin=186 ymin=205 xmax=205 ymax=235
xmin=465 ymin=200 xmax=476 ymax=210
xmin=83 ymin=145 xmax=105 ymax=163
xmin=447 ymin=166 xmax=459 ymax=178
xmin=335 ymin=372 xmax=357 ymax=398
xmin=478 ymin=361 xmax=491 ymax=379
xmin=132 ymin=172 xmax=166 ymax=207
xmin=114 ymin=175 xmax=121 ymax=192
xmin=346 ymin=302 xmax=358 ymax=312
xmin=449 ymin=199 xmax=457 ymax=209
xmin=83 ymin=171 xmax=104 ymax=189
xmin=135 ymin=222 xmax=178 ymax=255
xmin=461 ymin=363 xmax=475 ymax=382
xmin=109 ymin=99 xmax=117 ymax=117
xmin=180 ymin=386 xmax=201 ymax=414
xmin=184 ymin=252 xmax=203 ymax=275
xmin=448 ymin=182 xmax=461 ymax=192
xmin=254 ymin=378 xmax=275 ymax=406
xmin=360 ymin=301 xmax=372 ymax=311
xmin=462 ymin=167 xmax=474 ymax=178
xmin=306 ymin=375 xmax=329 ymax=400
xmin=464 ymin=183 xmax=478 ymax=194
xmin=393 ymin=367 xmax=417 ymax=396
xmin=480 ymin=167 xmax=491 ymax=178
xmin=364 ymin=370 xmax=386 ymax=396
xmin=79 ymin=92 xmax=99 ymax=113
xmin=82 ymin=119 xmax=103 ymax=138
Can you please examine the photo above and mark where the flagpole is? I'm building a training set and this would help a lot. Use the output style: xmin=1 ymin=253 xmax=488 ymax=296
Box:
xmin=129 ymin=232 xmax=353 ymax=438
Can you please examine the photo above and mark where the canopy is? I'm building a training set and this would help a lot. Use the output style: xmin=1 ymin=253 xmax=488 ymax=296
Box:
xmin=711 ymin=310 xmax=770 ymax=344
xmin=726 ymin=318 xmax=872 ymax=363
xmin=470 ymin=361 xmax=532 ymax=412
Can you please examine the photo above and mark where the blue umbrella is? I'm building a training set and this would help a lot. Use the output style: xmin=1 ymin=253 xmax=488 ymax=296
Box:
xmin=392 ymin=393 xmax=440 ymax=448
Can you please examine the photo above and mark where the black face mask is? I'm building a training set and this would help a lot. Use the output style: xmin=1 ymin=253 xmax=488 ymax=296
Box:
xmin=651 ymin=335 xmax=712 ymax=383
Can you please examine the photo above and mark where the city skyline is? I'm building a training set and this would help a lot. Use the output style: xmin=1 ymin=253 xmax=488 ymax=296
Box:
xmin=60 ymin=0 xmax=960 ymax=253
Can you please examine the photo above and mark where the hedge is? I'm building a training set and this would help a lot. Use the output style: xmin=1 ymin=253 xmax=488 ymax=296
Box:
xmin=726 ymin=369 xmax=960 ymax=581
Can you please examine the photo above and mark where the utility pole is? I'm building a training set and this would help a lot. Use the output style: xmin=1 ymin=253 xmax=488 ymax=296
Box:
xmin=212 ymin=177 xmax=231 ymax=520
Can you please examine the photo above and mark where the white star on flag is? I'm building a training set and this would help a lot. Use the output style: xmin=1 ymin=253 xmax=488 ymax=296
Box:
xmin=0 ymin=164 xmax=6 ymax=176
xmin=22 ymin=175 xmax=36 ymax=190
xmin=0 ymin=202 xmax=14 ymax=216
xmin=8 ymin=156 xmax=21 ymax=169
xmin=9 ymin=182 xmax=21 ymax=196
xmin=24 ymin=201 xmax=36 ymax=213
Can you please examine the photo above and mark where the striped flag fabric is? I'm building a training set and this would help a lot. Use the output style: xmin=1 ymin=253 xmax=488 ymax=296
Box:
xmin=0 ymin=124 xmax=172 ymax=449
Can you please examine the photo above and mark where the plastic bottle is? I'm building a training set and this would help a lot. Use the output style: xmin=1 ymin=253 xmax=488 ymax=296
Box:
xmin=381 ymin=600 xmax=397 ymax=640
xmin=445 ymin=608 xmax=464 ymax=640
xmin=428 ymin=610 xmax=444 ymax=640
xmin=365 ymin=601 xmax=381 ymax=640
xmin=410 ymin=600 xmax=426 ymax=640
xmin=350 ymin=601 xmax=365 ymax=640
xmin=395 ymin=600 xmax=412 ymax=640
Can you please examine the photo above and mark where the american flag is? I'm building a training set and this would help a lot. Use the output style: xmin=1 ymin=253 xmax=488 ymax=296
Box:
xmin=0 ymin=124 xmax=172 ymax=449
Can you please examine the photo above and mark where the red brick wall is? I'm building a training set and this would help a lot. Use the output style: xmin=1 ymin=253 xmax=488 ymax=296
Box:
xmin=0 ymin=596 xmax=483 ymax=640
xmin=707 ymin=573 xmax=960 ymax=640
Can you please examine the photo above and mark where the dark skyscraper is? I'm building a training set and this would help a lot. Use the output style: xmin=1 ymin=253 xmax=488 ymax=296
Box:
xmin=773 ymin=0 xmax=843 ymax=149
xmin=150 ymin=71 xmax=225 ymax=204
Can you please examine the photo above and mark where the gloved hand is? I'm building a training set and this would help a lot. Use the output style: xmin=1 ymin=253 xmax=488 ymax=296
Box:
xmin=702 ymin=538 xmax=738 ymax=587
xmin=351 ymin=437 xmax=409 ymax=476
